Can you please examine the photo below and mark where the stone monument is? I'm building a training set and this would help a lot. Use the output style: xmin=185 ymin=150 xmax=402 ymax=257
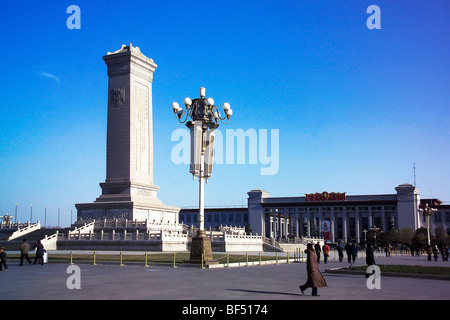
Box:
xmin=76 ymin=44 xmax=180 ymax=224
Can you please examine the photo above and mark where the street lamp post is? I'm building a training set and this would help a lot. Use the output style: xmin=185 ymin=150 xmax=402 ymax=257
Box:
xmin=370 ymin=226 xmax=380 ymax=247
xmin=171 ymin=87 xmax=232 ymax=263
xmin=419 ymin=203 xmax=436 ymax=246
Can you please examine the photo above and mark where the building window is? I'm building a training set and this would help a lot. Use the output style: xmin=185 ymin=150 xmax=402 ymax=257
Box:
xmin=179 ymin=214 xmax=184 ymax=223
xmin=337 ymin=217 xmax=343 ymax=239
xmin=435 ymin=212 xmax=442 ymax=222
xmin=236 ymin=214 xmax=242 ymax=222
xmin=362 ymin=217 xmax=369 ymax=231
xmin=214 ymin=214 xmax=219 ymax=223
xmin=446 ymin=212 xmax=450 ymax=222
xmin=193 ymin=214 xmax=197 ymax=223
xmin=207 ymin=214 xmax=212 ymax=223
xmin=349 ymin=217 xmax=355 ymax=239
xmin=244 ymin=214 xmax=249 ymax=222
xmin=229 ymin=214 xmax=234 ymax=223
xmin=374 ymin=216 xmax=382 ymax=229
xmin=186 ymin=214 xmax=191 ymax=223
xmin=222 ymin=214 xmax=226 ymax=223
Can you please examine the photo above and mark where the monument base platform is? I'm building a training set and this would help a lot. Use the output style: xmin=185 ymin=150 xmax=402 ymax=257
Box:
xmin=75 ymin=200 xmax=180 ymax=223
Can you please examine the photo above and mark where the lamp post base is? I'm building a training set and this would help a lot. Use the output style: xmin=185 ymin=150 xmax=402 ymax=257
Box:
xmin=185 ymin=231 xmax=218 ymax=265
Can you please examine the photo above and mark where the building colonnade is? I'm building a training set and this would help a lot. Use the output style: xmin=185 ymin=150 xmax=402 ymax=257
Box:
xmin=266 ymin=205 xmax=397 ymax=244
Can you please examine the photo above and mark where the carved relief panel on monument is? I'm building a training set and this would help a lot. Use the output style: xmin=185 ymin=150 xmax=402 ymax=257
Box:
xmin=109 ymin=87 xmax=125 ymax=108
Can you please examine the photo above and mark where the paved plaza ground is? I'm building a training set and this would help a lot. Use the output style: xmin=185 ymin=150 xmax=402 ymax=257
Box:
xmin=0 ymin=253 xmax=448 ymax=303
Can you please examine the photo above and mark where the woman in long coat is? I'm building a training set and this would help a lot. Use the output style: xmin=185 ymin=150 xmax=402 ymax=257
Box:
xmin=299 ymin=243 xmax=327 ymax=296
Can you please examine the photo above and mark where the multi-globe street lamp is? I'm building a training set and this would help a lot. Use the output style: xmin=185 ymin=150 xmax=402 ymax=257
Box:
xmin=419 ymin=203 xmax=436 ymax=246
xmin=370 ymin=226 xmax=380 ymax=247
xmin=171 ymin=87 xmax=232 ymax=263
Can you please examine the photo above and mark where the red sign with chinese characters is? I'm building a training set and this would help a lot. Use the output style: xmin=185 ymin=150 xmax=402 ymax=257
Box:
xmin=305 ymin=191 xmax=346 ymax=202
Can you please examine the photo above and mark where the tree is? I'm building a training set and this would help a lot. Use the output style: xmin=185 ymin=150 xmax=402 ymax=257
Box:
xmin=395 ymin=228 xmax=415 ymax=246
xmin=412 ymin=227 xmax=429 ymax=247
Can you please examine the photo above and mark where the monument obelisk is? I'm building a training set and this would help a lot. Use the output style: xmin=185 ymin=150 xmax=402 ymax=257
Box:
xmin=76 ymin=44 xmax=179 ymax=223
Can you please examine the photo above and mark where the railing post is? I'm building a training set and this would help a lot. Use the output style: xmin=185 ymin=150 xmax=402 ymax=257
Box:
xmin=173 ymin=252 xmax=177 ymax=268
xmin=276 ymin=252 xmax=278 ymax=264
xmin=145 ymin=253 xmax=149 ymax=267
xmin=226 ymin=253 xmax=229 ymax=268
xmin=259 ymin=252 xmax=262 ymax=266
xmin=93 ymin=251 xmax=97 ymax=265
xmin=246 ymin=253 xmax=249 ymax=267
xmin=70 ymin=251 xmax=73 ymax=265
xmin=120 ymin=251 xmax=124 ymax=266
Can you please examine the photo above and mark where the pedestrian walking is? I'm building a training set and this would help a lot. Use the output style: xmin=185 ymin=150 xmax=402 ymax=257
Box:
xmin=432 ymin=245 xmax=439 ymax=262
xmin=19 ymin=239 xmax=32 ymax=266
xmin=439 ymin=245 xmax=446 ymax=262
xmin=366 ymin=243 xmax=376 ymax=266
xmin=336 ymin=243 xmax=344 ymax=262
xmin=345 ymin=243 xmax=352 ymax=263
xmin=0 ymin=247 xmax=8 ymax=272
xmin=426 ymin=245 xmax=432 ymax=261
xmin=351 ymin=243 xmax=358 ymax=264
xmin=32 ymin=240 xmax=46 ymax=265
xmin=299 ymin=243 xmax=327 ymax=296
xmin=445 ymin=246 xmax=449 ymax=262
xmin=322 ymin=241 xmax=330 ymax=264
xmin=314 ymin=242 xmax=321 ymax=263
xmin=385 ymin=244 xmax=391 ymax=257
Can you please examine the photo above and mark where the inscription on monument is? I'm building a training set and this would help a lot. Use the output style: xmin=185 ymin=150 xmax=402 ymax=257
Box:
xmin=135 ymin=83 xmax=149 ymax=174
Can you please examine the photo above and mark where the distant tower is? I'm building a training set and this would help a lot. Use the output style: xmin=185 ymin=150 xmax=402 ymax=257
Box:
xmin=76 ymin=44 xmax=179 ymax=223
xmin=395 ymin=183 xmax=421 ymax=231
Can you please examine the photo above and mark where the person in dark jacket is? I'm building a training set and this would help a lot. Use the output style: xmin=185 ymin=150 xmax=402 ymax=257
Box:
xmin=336 ymin=243 xmax=344 ymax=262
xmin=0 ymin=247 xmax=8 ymax=271
xmin=426 ymin=245 xmax=432 ymax=261
xmin=33 ymin=240 xmax=46 ymax=265
xmin=314 ymin=242 xmax=322 ymax=263
xmin=299 ymin=243 xmax=327 ymax=296
xmin=351 ymin=243 xmax=358 ymax=264
xmin=366 ymin=243 xmax=376 ymax=266
xmin=345 ymin=243 xmax=352 ymax=263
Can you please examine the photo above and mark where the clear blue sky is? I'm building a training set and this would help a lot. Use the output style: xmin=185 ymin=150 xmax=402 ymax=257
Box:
xmin=1 ymin=1 xmax=449 ymax=227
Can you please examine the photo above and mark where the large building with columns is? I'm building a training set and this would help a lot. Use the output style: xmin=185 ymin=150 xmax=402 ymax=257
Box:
xmin=180 ymin=183 xmax=450 ymax=244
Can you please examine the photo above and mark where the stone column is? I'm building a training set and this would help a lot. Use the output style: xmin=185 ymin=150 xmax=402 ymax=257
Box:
xmin=343 ymin=207 xmax=348 ymax=243
xmin=330 ymin=207 xmax=335 ymax=242
xmin=306 ymin=207 xmax=311 ymax=238
xmin=273 ymin=213 xmax=277 ymax=240
xmin=318 ymin=207 xmax=323 ymax=238
xmin=355 ymin=207 xmax=360 ymax=243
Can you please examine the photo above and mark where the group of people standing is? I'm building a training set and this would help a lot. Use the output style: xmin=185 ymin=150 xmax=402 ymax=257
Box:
xmin=0 ymin=239 xmax=46 ymax=272
xmin=324 ymin=242 xmax=359 ymax=265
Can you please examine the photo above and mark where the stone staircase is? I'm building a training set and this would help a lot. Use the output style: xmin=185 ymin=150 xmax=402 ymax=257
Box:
xmin=0 ymin=228 xmax=68 ymax=251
